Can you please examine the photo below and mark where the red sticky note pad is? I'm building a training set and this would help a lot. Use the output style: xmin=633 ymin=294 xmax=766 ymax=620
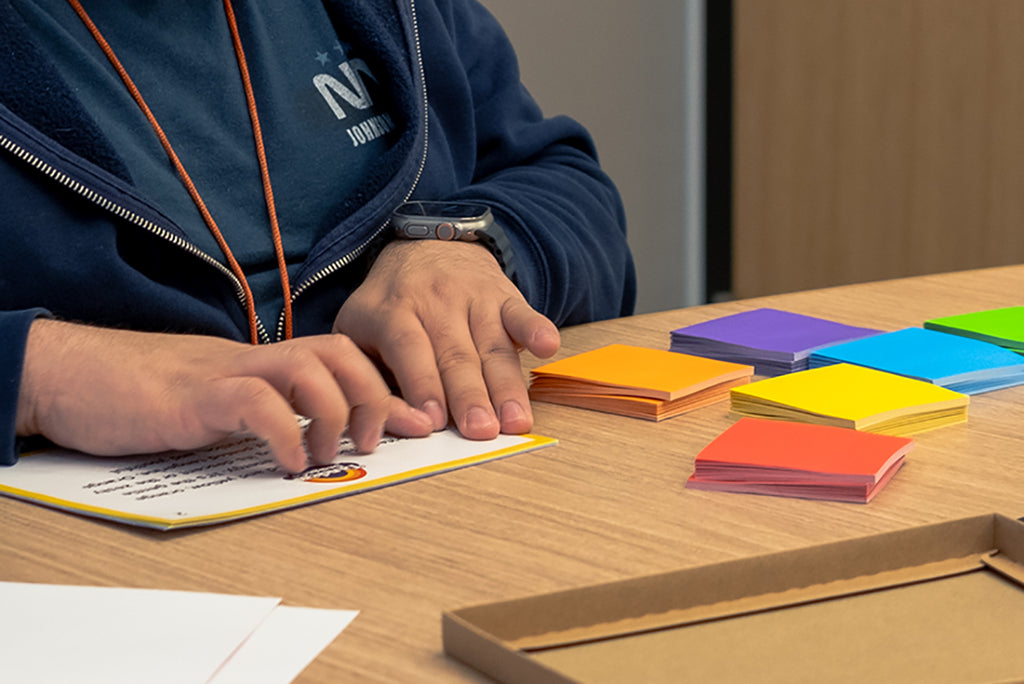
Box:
xmin=686 ymin=417 xmax=913 ymax=503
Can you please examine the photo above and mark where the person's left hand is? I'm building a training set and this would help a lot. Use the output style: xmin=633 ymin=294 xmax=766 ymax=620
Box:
xmin=333 ymin=239 xmax=560 ymax=439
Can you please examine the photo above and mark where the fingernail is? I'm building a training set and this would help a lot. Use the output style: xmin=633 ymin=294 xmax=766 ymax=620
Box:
xmin=288 ymin=447 xmax=308 ymax=474
xmin=410 ymin=406 xmax=432 ymax=424
xmin=421 ymin=399 xmax=447 ymax=430
xmin=532 ymin=327 xmax=560 ymax=354
xmin=500 ymin=400 xmax=528 ymax=428
xmin=465 ymin=406 xmax=498 ymax=434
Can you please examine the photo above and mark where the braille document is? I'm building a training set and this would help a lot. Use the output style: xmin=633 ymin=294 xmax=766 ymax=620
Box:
xmin=529 ymin=343 xmax=754 ymax=421
xmin=686 ymin=417 xmax=913 ymax=503
xmin=808 ymin=327 xmax=1024 ymax=394
xmin=669 ymin=308 xmax=882 ymax=376
xmin=730 ymin=363 xmax=969 ymax=436
xmin=0 ymin=429 xmax=556 ymax=530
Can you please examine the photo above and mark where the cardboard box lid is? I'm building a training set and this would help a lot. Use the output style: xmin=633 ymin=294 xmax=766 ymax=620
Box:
xmin=443 ymin=513 xmax=1024 ymax=683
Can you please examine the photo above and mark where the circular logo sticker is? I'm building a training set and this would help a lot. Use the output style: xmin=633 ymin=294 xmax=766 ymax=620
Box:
xmin=288 ymin=462 xmax=368 ymax=483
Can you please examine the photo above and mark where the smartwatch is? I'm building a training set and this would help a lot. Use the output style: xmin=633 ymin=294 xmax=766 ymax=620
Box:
xmin=391 ymin=201 xmax=511 ymax=275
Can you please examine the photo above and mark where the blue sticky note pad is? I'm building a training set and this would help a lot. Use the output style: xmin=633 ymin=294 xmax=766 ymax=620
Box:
xmin=809 ymin=327 xmax=1024 ymax=394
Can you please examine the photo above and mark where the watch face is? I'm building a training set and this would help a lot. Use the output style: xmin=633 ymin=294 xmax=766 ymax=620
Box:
xmin=394 ymin=201 xmax=489 ymax=220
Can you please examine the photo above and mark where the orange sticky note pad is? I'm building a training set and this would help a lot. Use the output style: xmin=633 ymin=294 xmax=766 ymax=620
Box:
xmin=529 ymin=344 xmax=754 ymax=420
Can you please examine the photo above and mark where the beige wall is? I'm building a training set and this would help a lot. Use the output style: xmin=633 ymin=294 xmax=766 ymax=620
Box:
xmin=475 ymin=3 xmax=1024 ymax=308
xmin=481 ymin=0 xmax=696 ymax=314
xmin=734 ymin=0 xmax=1024 ymax=298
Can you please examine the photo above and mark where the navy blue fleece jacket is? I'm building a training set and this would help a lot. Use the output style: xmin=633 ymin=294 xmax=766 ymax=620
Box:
xmin=0 ymin=0 xmax=635 ymax=465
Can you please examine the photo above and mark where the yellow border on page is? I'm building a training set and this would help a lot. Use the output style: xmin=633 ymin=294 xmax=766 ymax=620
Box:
xmin=1 ymin=434 xmax=558 ymax=530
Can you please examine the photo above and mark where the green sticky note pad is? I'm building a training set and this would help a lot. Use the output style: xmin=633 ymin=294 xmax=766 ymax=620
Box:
xmin=924 ymin=306 xmax=1024 ymax=352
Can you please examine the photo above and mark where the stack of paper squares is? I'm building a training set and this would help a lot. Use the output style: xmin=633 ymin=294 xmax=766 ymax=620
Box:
xmin=730 ymin=363 xmax=969 ymax=436
xmin=529 ymin=344 xmax=754 ymax=421
xmin=808 ymin=327 xmax=1024 ymax=394
xmin=669 ymin=308 xmax=882 ymax=375
xmin=686 ymin=417 xmax=912 ymax=503
xmin=924 ymin=306 xmax=1024 ymax=355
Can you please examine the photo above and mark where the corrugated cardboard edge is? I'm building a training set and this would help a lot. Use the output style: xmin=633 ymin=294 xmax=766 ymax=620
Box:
xmin=984 ymin=513 xmax=1024 ymax=583
xmin=441 ymin=614 xmax=579 ymax=684
xmin=442 ymin=513 xmax=1024 ymax=683
xmin=512 ymin=555 xmax=983 ymax=651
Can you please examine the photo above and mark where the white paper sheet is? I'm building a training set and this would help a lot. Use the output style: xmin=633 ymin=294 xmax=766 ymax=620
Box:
xmin=210 ymin=606 xmax=358 ymax=684
xmin=0 ymin=582 xmax=356 ymax=683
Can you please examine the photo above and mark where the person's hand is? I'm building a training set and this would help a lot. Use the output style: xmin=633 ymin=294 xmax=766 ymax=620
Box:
xmin=15 ymin=320 xmax=433 ymax=472
xmin=333 ymin=239 xmax=560 ymax=440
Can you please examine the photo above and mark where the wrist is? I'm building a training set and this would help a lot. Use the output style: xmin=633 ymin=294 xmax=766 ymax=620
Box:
xmin=15 ymin=318 xmax=54 ymax=438
xmin=389 ymin=200 xmax=517 ymax=281
xmin=477 ymin=217 xmax=516 ymax=282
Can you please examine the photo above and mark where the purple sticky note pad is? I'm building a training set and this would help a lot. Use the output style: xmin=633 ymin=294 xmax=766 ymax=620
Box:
xmin=670 ymin=309 xmax=883 ymax=374
xmin=673 ymin=309 xmax=882 ymax=354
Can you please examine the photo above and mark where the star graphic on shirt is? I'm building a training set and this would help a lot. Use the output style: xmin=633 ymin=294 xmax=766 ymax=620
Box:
xmin=315 ymin=51 xmax=330 ymax=66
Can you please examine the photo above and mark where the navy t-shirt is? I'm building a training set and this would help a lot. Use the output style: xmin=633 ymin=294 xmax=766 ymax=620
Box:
xmin=14 ymin=0 xmax=402 ymax=332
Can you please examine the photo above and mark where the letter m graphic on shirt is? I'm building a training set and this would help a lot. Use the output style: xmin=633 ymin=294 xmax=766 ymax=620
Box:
xmin=314 ymin=59 xmax=376 ymax=120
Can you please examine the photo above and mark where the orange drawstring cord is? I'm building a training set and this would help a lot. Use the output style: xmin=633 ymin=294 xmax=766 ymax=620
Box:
xmin=67 ymin=0 xmax=294 ymax=343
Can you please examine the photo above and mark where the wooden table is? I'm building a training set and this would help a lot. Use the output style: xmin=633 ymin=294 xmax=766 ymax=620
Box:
xmin=3 ymin=265 xmax=1023 ymax=682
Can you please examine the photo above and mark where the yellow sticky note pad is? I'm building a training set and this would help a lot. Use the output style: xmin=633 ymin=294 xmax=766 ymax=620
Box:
xmin=730 ymin=363 xmax=969 ymax=435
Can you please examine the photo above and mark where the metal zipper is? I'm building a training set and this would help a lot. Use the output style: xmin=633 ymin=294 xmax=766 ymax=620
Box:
xmin=0 ymin=132 xmax=272 ymax=344
xmin=3 ymin=0 xmax=428 ymax=346
xmin=275 ymin=0 xmax=430 ymax=342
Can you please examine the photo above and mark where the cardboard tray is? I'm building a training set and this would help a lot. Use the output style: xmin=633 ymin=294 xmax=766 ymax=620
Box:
xmin=442 ymin=513 xmax=1024 ymax=683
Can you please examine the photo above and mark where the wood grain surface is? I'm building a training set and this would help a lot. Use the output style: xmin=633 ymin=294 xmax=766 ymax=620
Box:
xmin=2 ymin=265 xmax=1022 ymax=682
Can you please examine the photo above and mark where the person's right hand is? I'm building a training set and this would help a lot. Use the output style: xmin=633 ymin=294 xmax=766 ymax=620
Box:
xmin=15 ymin=319 xmax=433 ymax=473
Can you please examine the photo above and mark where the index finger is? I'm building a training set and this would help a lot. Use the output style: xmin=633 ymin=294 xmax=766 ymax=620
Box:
xmin=501 ymin=299 xmax=560 ymax=359
xmin=196 ymin=376 xmax=309 ymax=473
xmin=234 ymin=336 xmax=392 ymax=456
xmin=370 ymin=311 xmax=451 ymax=432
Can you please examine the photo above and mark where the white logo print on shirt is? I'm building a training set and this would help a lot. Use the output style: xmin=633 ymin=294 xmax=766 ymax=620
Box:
xmin=312 ymin=42 xmax=396 ymax=147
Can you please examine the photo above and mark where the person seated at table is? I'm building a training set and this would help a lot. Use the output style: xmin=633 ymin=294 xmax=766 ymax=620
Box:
xmin=0 ymin=0 xmax=636 ymax=472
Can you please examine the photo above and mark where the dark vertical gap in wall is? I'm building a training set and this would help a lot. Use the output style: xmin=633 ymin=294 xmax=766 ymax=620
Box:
xmin=705 ymin=0 xmax=733 ymax=302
